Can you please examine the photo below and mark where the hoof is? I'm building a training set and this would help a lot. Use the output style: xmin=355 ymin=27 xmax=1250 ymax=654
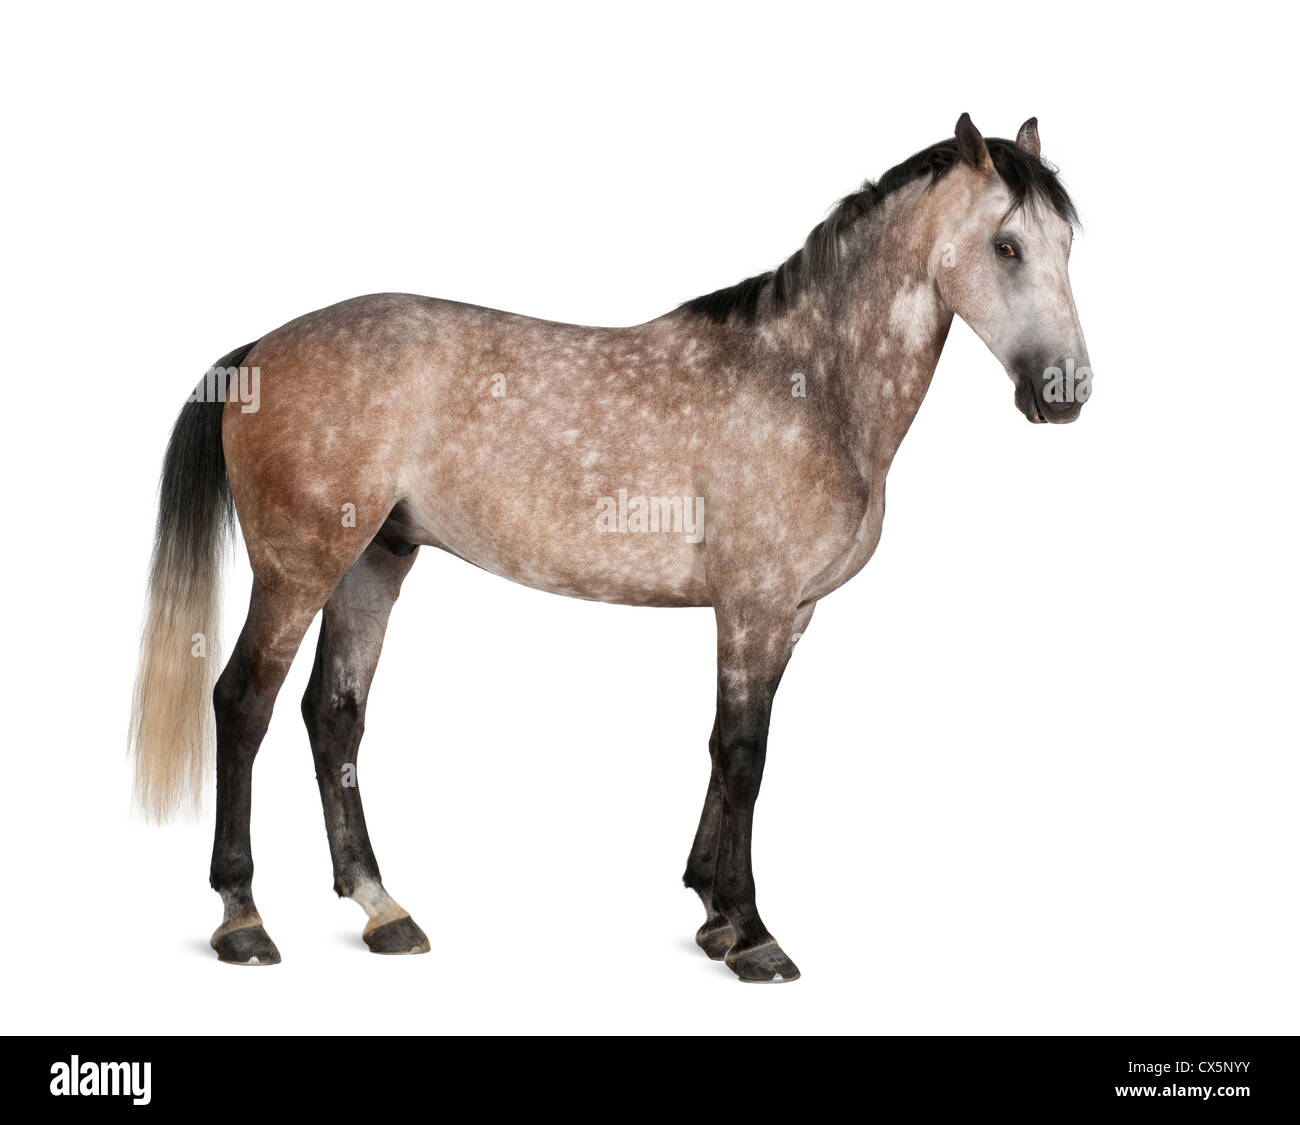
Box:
xmin=211 ymin=924 xmax=281 ymax=966
xmin=695 ymin=918 xmax=736 ymax=961
xmin=364 ymin=915 xmax=431 ymax=955
xmin=725 ymin=939 xmax=800 ymax=983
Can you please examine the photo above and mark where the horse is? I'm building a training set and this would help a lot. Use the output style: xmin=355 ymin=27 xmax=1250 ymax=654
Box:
xmin=130 ymin=114 xmax=1090 ymax=982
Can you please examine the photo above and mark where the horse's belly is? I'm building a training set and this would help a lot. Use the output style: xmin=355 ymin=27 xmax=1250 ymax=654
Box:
xmin=391 ymin=484 xmax=711 ymax=608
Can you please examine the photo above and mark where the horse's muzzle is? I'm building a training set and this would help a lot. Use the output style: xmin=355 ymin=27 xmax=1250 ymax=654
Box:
xmin=1012 ymin=355 xmax=1088 ymax=425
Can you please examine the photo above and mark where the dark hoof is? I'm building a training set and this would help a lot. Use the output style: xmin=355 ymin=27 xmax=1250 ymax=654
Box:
xmin=695 ymin=918 xmax=736 ymax=961
xmin=364 ymin=915 xmax=431 ymax=955
xmin=725 ymin=940 xmax=800 ymax=983
xmin=211 ymin=924 xmax=281 ymax=966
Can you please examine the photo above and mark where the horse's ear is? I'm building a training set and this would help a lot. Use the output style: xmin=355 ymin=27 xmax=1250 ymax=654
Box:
xmin=955 ymin=113 xmax=993 ymax=175
xmin=1016 ymin=117 xmax=1041 ymax=159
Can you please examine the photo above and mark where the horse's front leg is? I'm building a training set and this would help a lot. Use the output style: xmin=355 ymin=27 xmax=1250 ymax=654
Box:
xmin=683 ymin=717 xmax=732 ymax=958
xmin=685 ymin=601 xmax=813 ymax=965
xmin=701 ymin=593 xmax=810 ymax=982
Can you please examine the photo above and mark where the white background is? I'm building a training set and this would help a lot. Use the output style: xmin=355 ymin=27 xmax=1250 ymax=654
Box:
xmin=2 ymin=1 xmax=1295 ymax=1035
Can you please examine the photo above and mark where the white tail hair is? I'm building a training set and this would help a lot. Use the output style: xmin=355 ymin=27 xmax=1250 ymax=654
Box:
xmin=129 ymin=534 xmax=224 ymax=821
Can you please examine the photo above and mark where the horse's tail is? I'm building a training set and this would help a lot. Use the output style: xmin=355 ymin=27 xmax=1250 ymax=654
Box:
xmin=129 ymin=342 xmax=256 ymax=822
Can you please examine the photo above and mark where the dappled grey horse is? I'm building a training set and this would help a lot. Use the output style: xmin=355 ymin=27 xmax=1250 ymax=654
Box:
xmin=131 ymin=114 xmax=1089 ymax=981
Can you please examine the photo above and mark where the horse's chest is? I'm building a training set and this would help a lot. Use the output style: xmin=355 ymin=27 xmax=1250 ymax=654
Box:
xmin=803 ymin=484 xmax=886 ymax=602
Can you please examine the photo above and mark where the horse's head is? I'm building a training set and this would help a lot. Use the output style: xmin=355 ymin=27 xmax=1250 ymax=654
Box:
xmin=930 ymin=114 xmax=1090 ymax=424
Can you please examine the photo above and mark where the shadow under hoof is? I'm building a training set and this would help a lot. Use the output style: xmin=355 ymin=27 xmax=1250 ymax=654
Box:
xmin=211 ymin=925 xmax=281 ymax=966
xmin=364 ymin=916 xmax=431 ymax=955
xmin=725 ymin=940 xmax=801 ymax=983
xmin=695 ymin=919 xmax=736 ymax=961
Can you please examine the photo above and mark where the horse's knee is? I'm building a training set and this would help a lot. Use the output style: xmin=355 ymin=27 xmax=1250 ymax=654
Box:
xmin=713 ymin=736 xmax=767 ymax=803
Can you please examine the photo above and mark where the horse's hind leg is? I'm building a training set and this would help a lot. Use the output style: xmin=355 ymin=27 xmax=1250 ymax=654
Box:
xmin=301 ymin=539 xmax=428 ymax=954
xmin=209 ymin=582 xmax=327 ymax=965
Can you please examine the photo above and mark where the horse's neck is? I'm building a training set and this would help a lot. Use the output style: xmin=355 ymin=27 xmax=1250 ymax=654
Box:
xmin=836 ymin=265 xmax=953 ymax=477
xmin=777 ymin=202 xmax=953 ymax=479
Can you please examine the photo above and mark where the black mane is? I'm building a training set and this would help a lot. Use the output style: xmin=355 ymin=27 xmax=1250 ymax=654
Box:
xmin=680 ymin=137 xmax=1078 ymax=325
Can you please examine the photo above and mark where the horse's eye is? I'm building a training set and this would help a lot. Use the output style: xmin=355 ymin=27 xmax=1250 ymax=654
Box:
xmin=996 ymin=241 xmax=1018 ymax=259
